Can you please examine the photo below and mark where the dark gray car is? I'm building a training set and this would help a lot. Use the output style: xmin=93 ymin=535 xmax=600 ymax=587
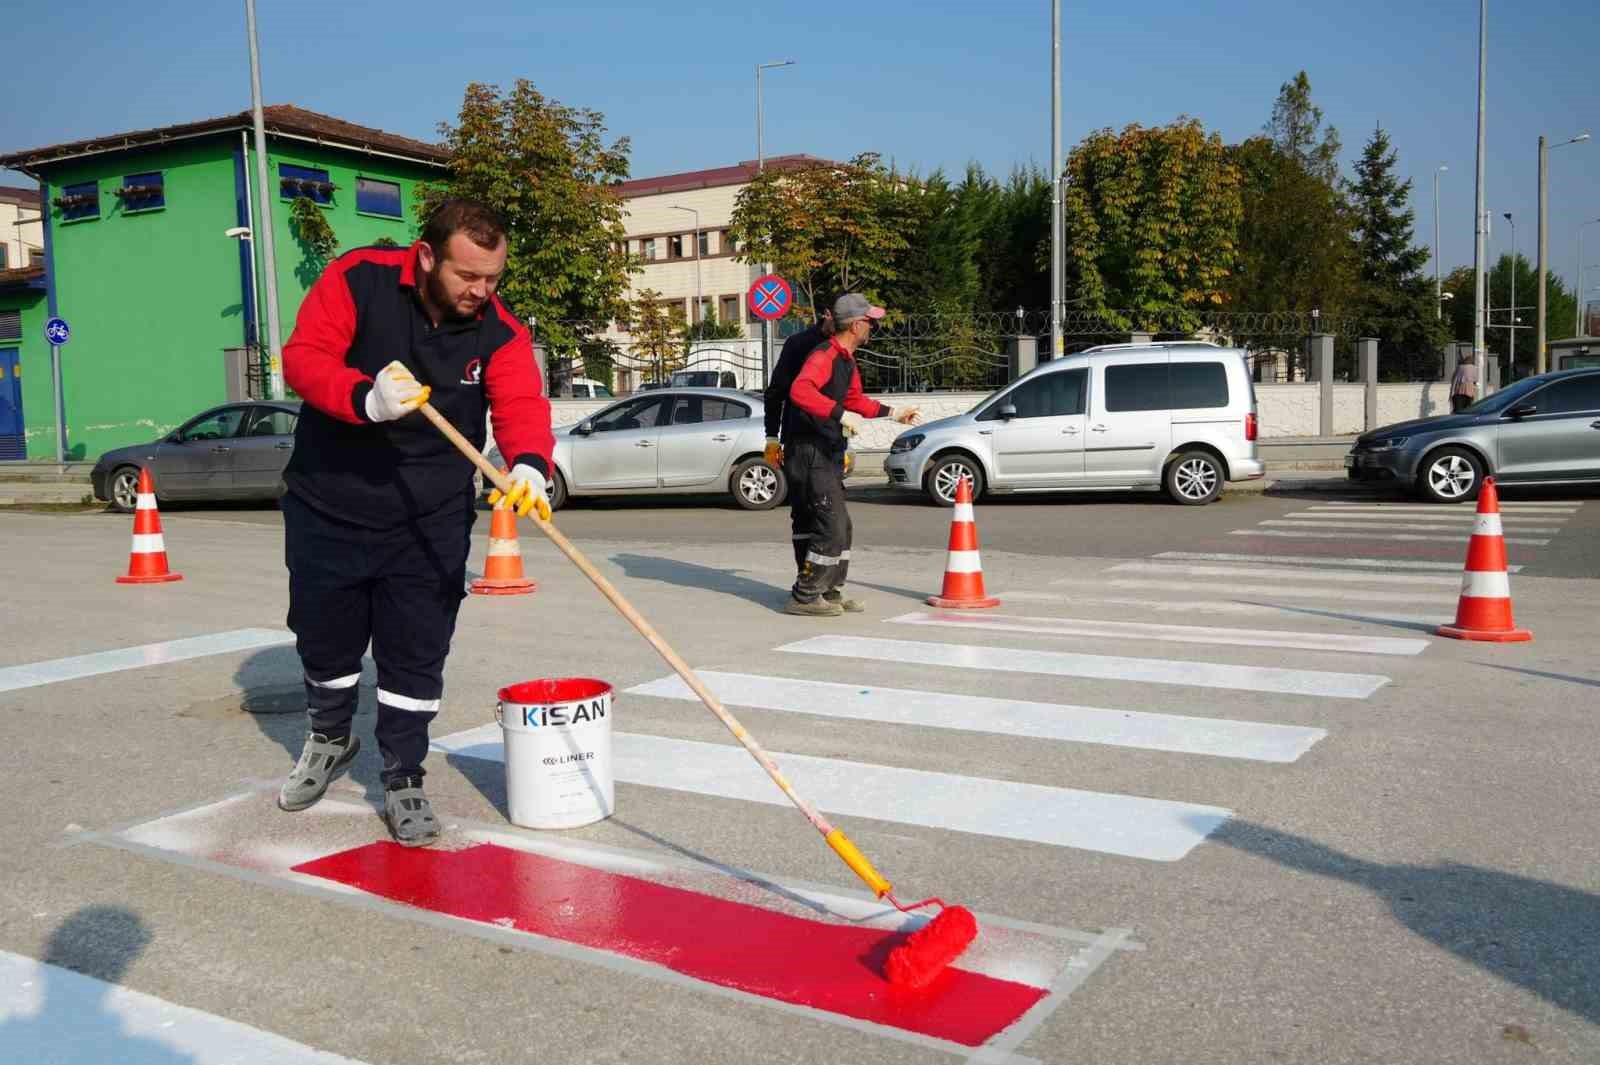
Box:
xmin=92 ymin=401 xmax=300 ymax=511
xmin=1345 ymin=369 xmax=1600 ymax=502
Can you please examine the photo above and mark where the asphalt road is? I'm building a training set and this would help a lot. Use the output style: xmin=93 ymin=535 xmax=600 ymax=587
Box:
xmin=1 ymin=485 xmax=1597 ymax=1064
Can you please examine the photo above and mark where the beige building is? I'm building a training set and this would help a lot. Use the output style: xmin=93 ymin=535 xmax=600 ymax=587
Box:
xmin=613 ymin=155 xmax=826 ymax=339
xmin=0 ymin=186 xmax=44 ymax=273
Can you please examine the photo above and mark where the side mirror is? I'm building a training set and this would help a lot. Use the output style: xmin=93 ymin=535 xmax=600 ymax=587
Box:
xmin=999 ymin=404 xmax=1018 ymax=420
xmin=573 ymin=420 xmax=594 ymax=436
xmin=1507 ymin=403 xmax=1538 ymax=419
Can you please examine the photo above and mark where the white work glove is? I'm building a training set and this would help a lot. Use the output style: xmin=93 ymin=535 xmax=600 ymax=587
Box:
xmin=891 ymin=406 xmax=921 ymax=426
xmin=840 ymin=411 xmax=866 ymax=438
xmin=488 ymin=463 xmax=551 ymax=520
xmin=364 ymin=360 xmax=430 ymax=422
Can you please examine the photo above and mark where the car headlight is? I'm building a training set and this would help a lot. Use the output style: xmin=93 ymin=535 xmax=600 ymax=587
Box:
xmin=890 ymin=433 xmax=925 ymax=454
xmin=1366 ymin=436 xmax=1410 ymax=451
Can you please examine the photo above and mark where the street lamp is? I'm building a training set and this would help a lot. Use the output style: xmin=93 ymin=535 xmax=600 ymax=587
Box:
xmin=755 ymin=58 xmax=795 ymax=383
xmin=668 ymin=205 xmax=702 ymax=331
xmin=1434 ymin=165 xmax=1448 ymax=318
xmin=1535 ymin=131 xmax=1590 ymax=371
xmin=1470 ymin=0 xmax=1488 ymax=367
xmin=1580 ymin=219 xmax=1600 ymax=337
xmin=1050 ymin=0 xmax=1063 ymax=362
xmin=244 ymin=0 xmax=284 ymax=399
xmin=1503 ymin=211 xmax=1518 ymax=373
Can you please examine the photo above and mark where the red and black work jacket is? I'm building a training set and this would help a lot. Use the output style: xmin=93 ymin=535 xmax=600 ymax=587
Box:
xmin=282 ymin=243 xmax=554 ymax=527
xmin=786 ymin=338 xmax=889 ymax=457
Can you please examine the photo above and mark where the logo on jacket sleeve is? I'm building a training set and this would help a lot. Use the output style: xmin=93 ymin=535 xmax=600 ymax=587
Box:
xmin=460 ymin=358 xmax=483 ymax=385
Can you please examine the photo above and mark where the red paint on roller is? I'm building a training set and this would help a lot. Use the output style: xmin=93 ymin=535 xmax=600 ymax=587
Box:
xmin=885 ymin=906 xmax=980 ymax=989
xmin=294 ymin=841 xmax=1044 ymax=1046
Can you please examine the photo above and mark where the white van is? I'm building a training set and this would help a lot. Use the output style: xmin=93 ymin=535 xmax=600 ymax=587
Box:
xmin=564 ymin=377 xmax=613 ymax=400
xmin=883 ymin=343 xmax=1264 ymax=505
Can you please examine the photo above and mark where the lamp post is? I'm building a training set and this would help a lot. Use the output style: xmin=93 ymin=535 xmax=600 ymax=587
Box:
xmin=1503 ymin=212 xmax=1517 ymax=374
xmin=1049 ymin=0 xmax=1063 ymax=361
xmin=244 ymin=0 xmax=284 ymax=400
xmin=1434 ymin=165 xmax=1447 ymax=318
xmin=1580 ymin=219 xmax=1600 ymax=337
xmin=668 ymin=205 xmax=702 ymax=331
xmin=1471 ymin=0 xmax=1488 ymax=369
xmin=1535 ymin=132 xmax=1590 ymax=371
xmin=755 ymin=59 xmax=795 ymax=385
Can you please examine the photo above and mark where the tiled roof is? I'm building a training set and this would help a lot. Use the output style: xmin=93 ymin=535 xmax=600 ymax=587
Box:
xmin=617 ymin=154 xmax=833 ymax=198
xmin=0 ymin=105 xmax=449 ymax=172
xmin=0 ymin=185 xmax=41 ymax=207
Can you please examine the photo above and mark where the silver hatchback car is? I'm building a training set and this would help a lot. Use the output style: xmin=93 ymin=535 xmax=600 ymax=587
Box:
xmin=884 ymin=343 xmax=1264 ymax=505
xmin=1345 ymin=368 xmax=1600 ymax=502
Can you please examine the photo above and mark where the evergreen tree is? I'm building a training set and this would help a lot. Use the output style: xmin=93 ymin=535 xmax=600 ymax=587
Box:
xmin=1347 ymin=125 xmax=1446 ymax=374
xmin=1266 ymin=71 xmax=1341 ymax=186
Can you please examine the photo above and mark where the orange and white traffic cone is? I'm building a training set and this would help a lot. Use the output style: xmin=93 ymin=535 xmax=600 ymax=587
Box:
xmin=926 ymin=476 xmax=1000 ymax=610
xmin=471 ymin=501 xmax=536 ymax=596
xmin=116 ymin=468 xmax=183 ymax=584
xmin=1438 ymin=477 xmax=1530 ymax=642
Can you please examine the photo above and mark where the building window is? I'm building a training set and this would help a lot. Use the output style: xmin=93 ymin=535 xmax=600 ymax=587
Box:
xmin=54 ymin=181 xmax=99 ymax=222
xmin=0 ymin=246 xmax=7 ymax=269
xmin=663 ymin=299 xmax=687 ymax=324
xmin=280 ymin=164 xmax=334 ymax=204
xmin=28 ymin=249 xmax=44 ymax=268
xmin=0 ymin=310 xmax=19 ymax=342
xmin=697 ymin=231 xmax=710 ymax=257
xmin=720 ymin=229 xmax=734 ymax=255
xmin=668 ymin=234 xmax=685 ymax=259
xmin=355 ymin=177 xmax=403 ymax=218
xmin=641 ymin=238 xmax=657 ymax=261
xmin=719 ymin=295 xmax=739 ymax=324
xmin=116 ymin=172 xmax=165 ymax=212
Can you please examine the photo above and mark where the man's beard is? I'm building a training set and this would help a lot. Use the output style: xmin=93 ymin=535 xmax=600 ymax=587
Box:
xmin=424 ymin=266 xmax=479 ymax=322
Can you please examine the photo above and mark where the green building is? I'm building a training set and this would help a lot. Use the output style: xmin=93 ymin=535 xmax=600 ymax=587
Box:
xmin=0 ymin=106 xmax=448 ymax=461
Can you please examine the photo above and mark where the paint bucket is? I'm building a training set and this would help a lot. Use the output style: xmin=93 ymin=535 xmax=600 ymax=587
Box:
xmin=496 ymin=678 xmax=615 ymax=830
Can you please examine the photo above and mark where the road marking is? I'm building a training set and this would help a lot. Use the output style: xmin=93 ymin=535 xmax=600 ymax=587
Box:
xmin=0 ymin=629 xmax=295 ymax=694
xmin=1231 ymin=528 xmax=1550 ymax=546
xmin=1291 ymin=509 xmax=1566 ymax=524
xmin=887 ymin=611 xmax=1429 ymax=657
xmin=1315 ymin=502 xmax=1578 ymax=512
xmin=1100 ymin=578 xmax=1459 ymax=604
xmin=778 ymin=635 xmax=1390 ymax=699
xmin=1264 ymin=519 xmax=1563 ymax=534
xmin=993 ymin=592 xmax=1445 ymax=626
xmin=1153 ymin=551 xmax=1519 ymax=572
xmin=0 ymin=949 xmax=366 ymax=1064
xmin=437 ymin=726 xmax=1232 ymax=861
xmin=1104 ymin=561 xmax=1463 ymax=586
xmin=627 ymin=670 xmax=1326 ymax=762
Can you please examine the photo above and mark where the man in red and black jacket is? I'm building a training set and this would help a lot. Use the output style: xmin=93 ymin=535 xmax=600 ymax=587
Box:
xmin=784 ymin=293 xmax=919 ymax=616
xmin=276 ymin=199 xmax=554 ymax=847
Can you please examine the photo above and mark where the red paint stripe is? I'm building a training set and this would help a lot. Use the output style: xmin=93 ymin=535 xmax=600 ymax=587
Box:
xmin=294 ymin=842 xmax=1045 ymax=1047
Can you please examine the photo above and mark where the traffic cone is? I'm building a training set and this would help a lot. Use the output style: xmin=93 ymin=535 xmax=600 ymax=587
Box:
xmin=1438 ymin=477 xmax=1530 ymax=642
xmin=926 ymin=476 xmax=1000 ymax=609
xmin=471 ymin=501 xmax=536 ymax=596
xmin=116 ymin=468 xmax=183 ymax=584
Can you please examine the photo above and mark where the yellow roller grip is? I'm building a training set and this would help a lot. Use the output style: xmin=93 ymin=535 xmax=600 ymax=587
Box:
xmin=825 ymin=829 xmax=892 ymax=898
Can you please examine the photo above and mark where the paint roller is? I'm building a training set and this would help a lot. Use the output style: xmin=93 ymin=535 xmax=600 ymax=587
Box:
xmin=418 ymin=402 xmax=977 ymax=988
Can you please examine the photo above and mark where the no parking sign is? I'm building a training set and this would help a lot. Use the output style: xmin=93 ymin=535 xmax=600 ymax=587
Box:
xmin=746 ymin=275 xmax=792 ymax=321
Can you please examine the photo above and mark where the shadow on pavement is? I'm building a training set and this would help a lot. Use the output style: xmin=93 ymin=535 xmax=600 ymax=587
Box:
xmin=1236 ymin=600 xmax=1445 ymax=635
xmin=609 ymin=552 xmax=787 ymax=610
xmin=1480 ymin=663 xmax=1600 ymax=691
xmin=0 ymin=906 xmax=197 ymax=1064
xmin=1206 ymin=819 xmax=1600 ymax=1026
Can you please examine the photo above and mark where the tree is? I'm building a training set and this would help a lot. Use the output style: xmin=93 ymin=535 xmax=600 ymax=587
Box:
xmin=1266 ymin=71 xmax=1341 ymax=186
xmin=625 ymin=288 xmax=681 ymax=382
xmin=1443 ymin=257 xmax=1580 ymax=378
xmin=1059 ymin=119 xmax=1243 ymax=331
xmin=289 ymin=196 xmax=338 ymax=287
xmin=418 ymin=80 xmax=634 ymax=354
xmin=975 ymin=167 xmax=1052 ymax=316
xmin=1347 ymin=125 xmax=1446 ymax=370
xmin=727 ymin=153 xmax=909 ymax=314
xmin=682 ymin=312 xmax=744 ymax=344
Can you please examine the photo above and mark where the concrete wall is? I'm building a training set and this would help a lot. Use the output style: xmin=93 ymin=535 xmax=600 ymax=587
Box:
xmin=1331 ymin=384 xmax=1366 ymax=435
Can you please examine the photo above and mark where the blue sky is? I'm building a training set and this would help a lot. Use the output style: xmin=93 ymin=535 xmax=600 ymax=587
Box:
xmin=4 ymin=0 xmax=1595 ymax=295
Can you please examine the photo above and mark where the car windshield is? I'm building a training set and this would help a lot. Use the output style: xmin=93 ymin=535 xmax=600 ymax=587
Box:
xmin=1460 ymin=375 xmax=1546 ymax=414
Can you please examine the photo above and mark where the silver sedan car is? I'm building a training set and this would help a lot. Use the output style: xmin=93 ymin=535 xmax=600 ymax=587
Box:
xmin=1345 ymin=368 xmax=1600 ymax=502
xmin=492 ymin=388 xmax=790 ymax=511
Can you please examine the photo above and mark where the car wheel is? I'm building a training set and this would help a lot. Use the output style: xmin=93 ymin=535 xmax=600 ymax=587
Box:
xmin=1418 ymin=447 xmax=1483 ymax=504
xmin=731 ymin=457 xmax=783 ymax=510
xmin=1165 ymin=450 xmax=1223 ymax=505
xmin=108 ymin=465 xmax=142 ymax=513
xmin=924 ymin=455 xmax=984 ymax=506
xmin=548 ymin=469 xmax=568 ymax=512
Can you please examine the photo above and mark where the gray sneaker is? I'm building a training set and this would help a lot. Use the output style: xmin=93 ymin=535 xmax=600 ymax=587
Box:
xmin=824 ymin=591 xmax=865 ymax=613
xmin=384 ymin=776 xmax=440 ymax=847
xmin=278 ymin=733 xmax=361 ymax=812
xmin=784 ymin=596 xmax=843 ymax=617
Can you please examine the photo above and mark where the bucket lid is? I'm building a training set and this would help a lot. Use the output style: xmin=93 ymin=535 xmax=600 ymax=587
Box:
xmin=498 ymin=678 xmax=612 ymax=706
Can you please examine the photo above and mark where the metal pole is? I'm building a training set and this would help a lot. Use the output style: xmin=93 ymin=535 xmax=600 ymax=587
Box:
xmin=1471 ymin=0 xmax=1487 ymax=366
xmin=50 ymin=342 xmax=63 ymax=463
xmin=1434 ymin=166 xmax=1445 ymax=318
xmin=754 ymin=60 xmax=794 ymax=386
xmin=1050 ymin=0 xmax=1063 ymax=360
xmin=245 ymin=0 xmax=285 ymax=400
xmin=1536 ymin=137 xmax=1548 ymax=370
xmin=1505 ymin=213 xmax=1516 ymax=375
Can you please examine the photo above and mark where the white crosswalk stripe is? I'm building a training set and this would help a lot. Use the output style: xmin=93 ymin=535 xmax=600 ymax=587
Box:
xmin=1263 ymin=519 xmax=1564 ymax=534
xmin=885 ymin=610 xmax=1429 ymax=656
xmin=1288 ymin=509 xmax=1566 ymax=524
xmin=1153 ymin=551 xmax=1509 ymax=571
xmin=1230 ymin=528 xmax=1551 ymax=545
xmin=1099 ymin=578 xmax=1459 ymax=604
xmin=1105 ymin=561 xmax=1464 ymax=585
